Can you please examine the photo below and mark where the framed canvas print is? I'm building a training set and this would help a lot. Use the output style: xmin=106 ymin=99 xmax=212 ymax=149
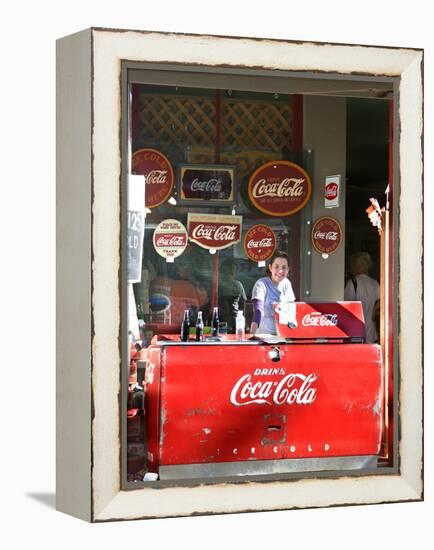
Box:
xmin=56 ymin=28 xmax=423 ymax=522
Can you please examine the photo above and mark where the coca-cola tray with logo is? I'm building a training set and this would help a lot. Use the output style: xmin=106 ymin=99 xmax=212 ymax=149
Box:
xmin=274 ymin=301 xmax=366 ymax=341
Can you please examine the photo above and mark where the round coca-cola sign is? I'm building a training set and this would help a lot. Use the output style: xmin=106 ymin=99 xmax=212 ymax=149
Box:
xmin=153 ymin=219 xmax=188 ymax=260
xmin=244 ymin=225 xmax=276 ymax=263
xmin=325 ymin=182 xmax=338 ymax=200
xmin=311 ymin=217 xmax=342 ymax=254
xmin=248 ymin=161 xmax=312 ymax=217
xmin=131 ymin=148 xmax=174 ymax=209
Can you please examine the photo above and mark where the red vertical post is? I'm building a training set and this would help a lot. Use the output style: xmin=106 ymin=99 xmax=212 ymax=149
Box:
xmin=212 ymin=90 xmax=222 ymax=309
xmin=386 ymin=99 xmax=394 ymax=463
xmin=292 ymin=94 xmax=303 ymax=163
xmin=380 ymin=99 xmax=394 ymax=462
xmin=291 ymin=95 xmax=303 ymax=297
xmin=215 ymin=89 xmax=221 ymax=164
xmin=131 ymin=84 xmax=140 ymax=144
xmin=212 ymin=253 xmax=219 ymax=310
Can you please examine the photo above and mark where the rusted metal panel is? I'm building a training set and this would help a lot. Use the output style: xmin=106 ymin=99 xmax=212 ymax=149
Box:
xmin=143 ymin=346 xmax=162 ymax=472
xmin=145 ymin=340 xmax=383 ymax=473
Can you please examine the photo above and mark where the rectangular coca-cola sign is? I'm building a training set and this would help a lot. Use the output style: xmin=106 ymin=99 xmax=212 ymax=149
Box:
xmin=178 ymin=164 xmax=236 ymax=206
xmin=187 ymin=213 xmax=242 ymax=251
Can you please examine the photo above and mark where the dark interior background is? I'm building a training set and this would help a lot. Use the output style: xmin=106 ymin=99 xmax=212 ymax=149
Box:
xmin=345 ymin=98 xmax=390 ymax=281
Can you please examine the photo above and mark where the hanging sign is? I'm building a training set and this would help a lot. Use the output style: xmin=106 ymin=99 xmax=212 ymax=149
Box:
xmin=127 ymin=175 xmax=145 ymax=282
xmin=324 ymin=175 xmax=341 ymax=208
xmin=311 ymin=217 xmax=342 ymax=254
xmin=244 ymin=224 xmax=276 ymax=265
xmin=153 ymin=219 xmax=188 ymax=262
xmin=187 ymin=213 xmax=242 ymax=251
xmin=132 ymin=148 xmax=174 ymax=208
xmin=248 ymin=160 xmax=312 ymax=217
xmin=178 ymin=164 xmax=236 ymax=206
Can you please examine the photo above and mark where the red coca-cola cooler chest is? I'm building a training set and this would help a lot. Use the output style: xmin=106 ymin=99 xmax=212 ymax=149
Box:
xmin=143 ymin=301 xmax=384 ymax=480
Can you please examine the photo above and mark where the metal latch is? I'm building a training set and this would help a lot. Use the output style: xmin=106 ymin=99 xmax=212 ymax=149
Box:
xmin=268 ymin=346 xmax=281 ymax=362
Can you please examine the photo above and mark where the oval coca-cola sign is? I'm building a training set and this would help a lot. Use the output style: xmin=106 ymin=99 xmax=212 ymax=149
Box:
xmin=311 ymin=217 xmax=342 ymax=254
xmin=153 ymin=219 xmax=188 ymax=260
xmin=131 ymin=148 xmax=174 ymax=209
xmin=187 ymin=213 xmax=242 ymax=251
xmin=248 ymin=161 xmax=312 ymax=217
xmin=244 ymin=224 xmax=276 ymax=263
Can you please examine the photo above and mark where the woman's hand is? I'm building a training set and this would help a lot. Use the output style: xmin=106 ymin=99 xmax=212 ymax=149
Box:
xmin=250 ymin=321 xmax=258 ymax=338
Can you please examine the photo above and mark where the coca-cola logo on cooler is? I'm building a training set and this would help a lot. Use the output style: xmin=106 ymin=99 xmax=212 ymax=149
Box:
xmin=187 ymin=213 xmax=242 ymax=251
xmin=132 ymin=148 xmax=174 ymax=208
xmin=248 ymin=161 xmax=312 ymax=217
xmin=230 ymin=368 xmax=318 ymax=407
xmin=244 ymin=224 xmax=276 ymax=263
xmin=153 ymin=219 xmax=188 ymax=260
xmin=302 ymin=312 xmax=338 ymax=327
xmin=311 ymin=217 xmax=342 ymax=254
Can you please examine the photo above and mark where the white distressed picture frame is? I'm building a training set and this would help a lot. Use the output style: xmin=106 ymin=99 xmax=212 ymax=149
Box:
xmin=56 ymin=28 xmax=423 ymax=522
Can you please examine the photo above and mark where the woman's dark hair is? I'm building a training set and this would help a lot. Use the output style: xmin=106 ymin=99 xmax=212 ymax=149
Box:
xmin=266 ymin=251 xmax=290 ymax=276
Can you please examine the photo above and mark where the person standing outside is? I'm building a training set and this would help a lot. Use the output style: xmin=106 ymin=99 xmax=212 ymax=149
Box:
xmin=344 ymin=251 xmax=380 ymax=343
xmin=250 ymin=251 xmax=295 ymax=336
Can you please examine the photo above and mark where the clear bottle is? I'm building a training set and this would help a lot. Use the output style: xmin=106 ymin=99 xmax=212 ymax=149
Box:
xmin=235 ymin=310 xmax=245 ymax=341
xmin=195 ymin=311 xmax=204 ymax=342
xmin=211 ymin=306 xmax=220 ymax=337
xmin=180 ymin=309 xmax=190 ymax=342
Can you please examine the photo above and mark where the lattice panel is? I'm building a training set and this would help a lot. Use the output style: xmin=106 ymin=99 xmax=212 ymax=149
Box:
xmin=138 ymin=94 xmax=216 ymax=149
xmin=222 ymin=99 xmax=293 ymax=151
xmin=136 ymin=93 xmax=294 ymax=182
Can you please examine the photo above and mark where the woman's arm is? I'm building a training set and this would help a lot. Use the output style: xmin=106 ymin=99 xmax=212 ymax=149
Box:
xmin=250 ymin=298 xmax=264 ymax=336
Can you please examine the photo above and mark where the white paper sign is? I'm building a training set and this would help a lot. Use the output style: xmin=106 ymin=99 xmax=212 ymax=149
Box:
xmin=127 ymin=175 xmax=146 ymax=282
xmin=276 ymin=302 xmax=297 ymax=327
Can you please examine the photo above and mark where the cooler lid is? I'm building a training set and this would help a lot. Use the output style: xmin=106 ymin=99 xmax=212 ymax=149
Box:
xmin=274 ymin=301 xmax=366 ymax=341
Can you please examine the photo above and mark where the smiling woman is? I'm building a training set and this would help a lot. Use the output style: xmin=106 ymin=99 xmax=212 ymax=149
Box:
xmin=250 ymin=251 xmax=295 ymax=336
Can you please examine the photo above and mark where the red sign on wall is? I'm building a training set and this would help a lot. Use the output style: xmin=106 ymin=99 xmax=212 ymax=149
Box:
xmin=325 ymin=182 xmax=338 ymax=200
xmin=248 ymin=161 xmax=312 ymax=217
xmin=187 ymin=213 xmax=242 ymax=251
xmin=324 ymin=175 xmax=341 ymax=208
xmin=131 ymin=148 xmax=174 ymax=209
xmin=311 ymin=217 xmax=342 ymax=254
xmin=244 ymin=224 xmax=276 ymax=263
